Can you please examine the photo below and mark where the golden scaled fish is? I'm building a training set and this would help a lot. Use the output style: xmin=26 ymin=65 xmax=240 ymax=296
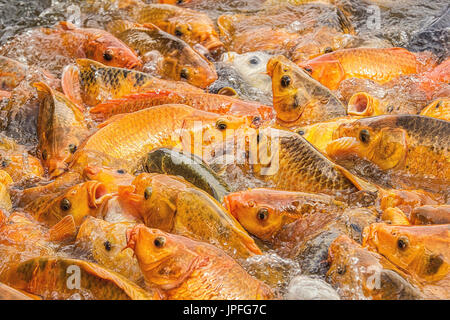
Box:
xmin=295 ymin=117 xmax=355 ymax=153
xmin=34 ymin=82 xmax=90 ymax=178
xmin=69 ymin=104 xmax=250 ymax=174
xmin=3 ymin=256 xmax=160 ymax=300
xmin=420 ymin=98 xmax=450 ymax=121
xmin=125 ymin=224 xmax=274 ymax=299
xmin=0 ymin=153 xmax=44 ymax=183
xmin=267 ymin=55 xmax=346 ymax=127
xmin=326 ymin=115 xmax=450 ymax=195
xmin=24 ymin=181 xmax=110 ymax=227
xmin=83 ymin=165 xmax=135 ymax=193
xmin=224 ymin=188 xmax=346 ymax=241
xmin=377 ymin=188 xmax=440 ymax=217
xmin=61 ymin=58 xmax=203 ymax=106
xmin=76 ymin=217 xmax=142 ymax=284
xmin=89 ymin=89 xmax=274 ymax=123
xmin=327 ymin=235 xmax=423 ymax=300
xmin=107 ymin=20 xmax=217 ymax=89
xmin=118 ymin=173 xmax=262 ymax=260
xmin=132 ymin=4 xmax=224 ymax=56
xmin=363 ymin=223 xmax=450 ymax=299
xmin=298 ymin=47 xmax=436 ymax=90
xmin=215 ymin=127 xmax=376 ymax=197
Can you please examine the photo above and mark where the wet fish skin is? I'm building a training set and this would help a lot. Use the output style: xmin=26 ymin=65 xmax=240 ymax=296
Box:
xmin=34 ymin=82 xmax=90 ymax=178
xmin=118 ymin=173 xmax=262 ymax=260
xmin=75 ymin=217 xmax=142 ymax=283
xmin=410 ymin=205 xmax=450 ymax=225
xmin=70 ymin=104 xmax=250 ymax=174
xmin=224 ymin=188 xmax=346 ymax=241
xmin=267 ymin=55 xmax=346 ymax=127
xmin=144 ymin=148 xmax=230 ymax=202
xmin=108 ymin=21 xmax=217 ymax=88
xmin=132 ymin=4 xmax=224 ymax=56
xmin=89 ymin=88 xmax=274 ymax=123
xmin=125 ymin=224 xmax=274 ymax=300
xmin=63 ymin=59 xmax=203 ymax=106
xmin=327 ymin=235 xmax=423 ymax=300
xmin=3 ymin=256 xmax=159 ymax=300
xmin=420 ymin=98 xmax=450 ymax=121
xmin=298 ymin=47 xmax=436 ymax=90
xmin=0 ymin=56 xmax=28 ymax=90
xmin=326 ymin=115 xmax=450 ymax=195
xmin=363 ymin=223 xmax=450 ymax=298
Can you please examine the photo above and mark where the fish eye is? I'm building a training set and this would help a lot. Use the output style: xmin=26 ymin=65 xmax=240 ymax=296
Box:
xmin=297 ymin=129 xmax=305 ymax=135
xmin=252 ymin=116 xmax=261 ymax=126
xmin=174 ymin=27 xmax=183 ymax=37
xmin=280 ymin=75 xmax=291 ymax=88
xmin=68 ymin=144 xmax=77 ymax=154
xmin=180 ymin=68 xmax=189 ymax=80
xmin=324 ymin=47 xmax=333 ymax=53
xmin=117 ymin=169 xmax=125 ymax=174
xmin=42 ymin=149 xmax=48 ymax=161
xmin=103 ymin=50 xmax=113 ymax=61
xmin=104 ymin=240 xmax=112 ymax=251
xmin=144 ymin=187 xmax=153 ymax=200
xmin=248 ymin=57 xmax=260 ymax=65
xmin=397 ymin=236 xmax=409 ymax=250
xmin=337 ymin=265 xmax=346 ymax=275
xmin=359 ymin=129 xmax=370 ymax=143
xmin=256 ymin=208 xmax=269 ymax=221
xmin=60 ymin=198 xmax=71 ymax=211
xmin=154 ymin=236 xmax=166 ymax=248
xmin=216 ymin=119 xmax=227 ymax=131
xmin=1 ymin=159 xmax=10 ymax=167
xmin=177 ymin=0 xmax=183 ymax=3
xmin=303 ymin=67 xmax=312 ymax=74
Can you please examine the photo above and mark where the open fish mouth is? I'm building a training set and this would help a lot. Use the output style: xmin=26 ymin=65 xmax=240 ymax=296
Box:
xmin=87 ymin=181 xmax=110 ymax=208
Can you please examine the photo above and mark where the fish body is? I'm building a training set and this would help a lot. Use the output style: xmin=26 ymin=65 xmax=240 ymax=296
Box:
xmin=133 ymin=4 xmax=224 ymax=55
xmin=224 ymin=188 xmax=346 ymax=241
xmin=24 ymin=181 xmax=109 ymax=227
xmin=62 ymin=59 xmax=202 ymax=106
xmin=267 ymin=55 xmax=346 ymax=127
xmin=420 ymin=98 xmax=450 ymax=121
xmin=76 ymin=217 xmax=142 ymax=283
xmin=126 ymin=225 xmax=274 ymax=299
xmin=118 ymin=173 xmax=262 ymax=260
xmin=70 ymin=104 xmax=249 ymax=173
xmin=363 ymin=223 xmax=450 ymax=299
xmin=299 ymin=48 xmax=436 ymax=90
xmin=0 ymin=56 xmax=28 ymax=90
xmin=34 ymin=82 xmax=90 ymax=177
xmin=89 ymin=89 xmax=274 ymax=122
xmin=326 ymin=115 xmax=450 ymax=195
xmin=327 ymin=235 xmax=423 ymax=300
xmin=3 ymin=257 xmax=158 ymax=300
xmin=108 ymin=21 xmax=217 ymax=88
xmin=410 ymin=205 xmax=450 ymax=225
xmin=144 ymin=148 xmax=230 ymax=202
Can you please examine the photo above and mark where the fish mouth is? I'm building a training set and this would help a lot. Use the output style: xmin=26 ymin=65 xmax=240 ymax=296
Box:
xmin=223 ymin=193 xmax=239 ymax=220
xmin=347 ymin=92 xmax=376 ymax=116
xmin=202 ymin=37 xmax=225 ymax=54
xmin=87 ymin=181 xmax=109 ymax=208
xmin=266 ymin=58 xmax=279 ymax=78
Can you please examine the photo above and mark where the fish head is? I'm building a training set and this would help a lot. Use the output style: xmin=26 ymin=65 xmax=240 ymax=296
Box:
xmin=268 ymin=55 xmax=344 ymax=126
xmin=118 ymin=173 xmax=182 ymax=230
xmin=347 ymin=92 xmax=382 ymax=117
xmin=297 ymin=54 xmax=344 ymax=90
xmin=125 ymin=224 xmax=199 ymax=288
xmin=34 ymin=82 xmax=88 ymax=178
xmin=174 ymin=20 xmax=224 ymax=55
xmin=39 ymin=181 xmax=109 ymax=226
xmin=224 ymin=189 xmax=297 ymax=241
xmin=363 ymin=223 xmax=449 ymax=282
xmin=173 ymin=47 xmax=217 ymax=88
xmin=83 ymin=165 xmax=135 ymax=193
xmin=85 ymin=32 xmax=142 ymax=70
xmin=327 ymin=119 xmax=407 ymax=171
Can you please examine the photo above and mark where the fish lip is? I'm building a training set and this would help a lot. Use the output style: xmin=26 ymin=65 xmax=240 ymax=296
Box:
xmin=87 ymin=181 xmax=109 ymax=208
xmin=347 ymin=92 xmax=373 ymax=116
